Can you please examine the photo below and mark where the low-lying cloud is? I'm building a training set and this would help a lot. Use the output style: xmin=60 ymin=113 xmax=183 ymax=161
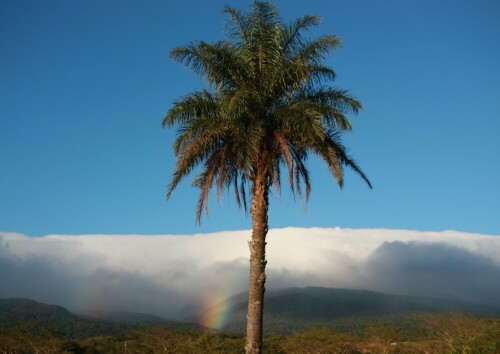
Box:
xmin=0 ymin=228 xmax=499 ymax=319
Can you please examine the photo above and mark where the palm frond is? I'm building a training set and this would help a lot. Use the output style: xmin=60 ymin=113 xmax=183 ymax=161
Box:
xmin=281 ymin=15 xmax=321 ymax=55
xmin=164 ymin=1 xmax=370 ymax=223
xmin=293 ymin=34 xmax=342 ymax=63
xmin=223 ymin=6 xmax=250 ymax=45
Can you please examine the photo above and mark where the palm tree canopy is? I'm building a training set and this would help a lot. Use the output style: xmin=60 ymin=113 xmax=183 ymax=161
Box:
xmin=163 ymin=1 xmax=371 ymax=223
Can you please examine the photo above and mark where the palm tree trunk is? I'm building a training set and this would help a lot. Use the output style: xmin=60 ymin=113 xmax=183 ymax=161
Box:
xmin=245 ymin=169 xmax=269 ymax=354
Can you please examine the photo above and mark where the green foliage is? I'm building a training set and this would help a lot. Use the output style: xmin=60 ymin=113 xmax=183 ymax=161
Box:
xmin=213 ymin=287 xmax=500 ymax=336
xmin=0 ymin=298 xmax=135 ymax=339
xmin=421 ymin=313 xmax=500 ymax=354
xmin=1 ymin=315 xmax=499 ymax=353
xmin=0 ymin=298 xmax=202 ymax=341
xmin=164 ymin=1 xmax=371 ymax=223
xmin=275 ymin=329 xmax=360 ymax=353
xmin=3 ymin=294 xmax=499 ymax=352
xmin=0 ymin=325 xmax=67 ymax=354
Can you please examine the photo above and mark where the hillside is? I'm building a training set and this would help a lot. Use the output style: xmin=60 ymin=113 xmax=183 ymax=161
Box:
xmin=3 ymin=287 xmax=500 ymax=339
xmin=0 ymin=298 xmax=200 ymax=339
xmin=81 ymin=310 xmax=202 ymax=331
xmin=200 ymin=287 xmax=500 ymax=334
xmin=0 ymin=298 xmax=135 ymax=338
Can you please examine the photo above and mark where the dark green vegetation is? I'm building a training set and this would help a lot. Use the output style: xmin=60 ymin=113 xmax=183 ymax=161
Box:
xmin=0 ymin=298 xmax=131 ymax=339
xmin=205 ymin=287 xmax=500 ymax=335
xmin=2 ymin=293 xmax=500 ymax=353
xmin=0 ymin=298 xmax=199 ymax=339
xmin=163 ymin=2 xmax=371 ymax=351
xmin=1 ymin=315 xmax=499 ymax=353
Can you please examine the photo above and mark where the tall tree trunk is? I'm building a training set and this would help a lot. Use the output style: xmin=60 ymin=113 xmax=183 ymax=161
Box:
xmin=245 ymin=169 xmax=269 ymax=354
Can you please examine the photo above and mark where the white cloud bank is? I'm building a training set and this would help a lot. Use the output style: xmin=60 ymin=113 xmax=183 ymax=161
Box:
xmin=1 ymin=227 xmax=499 ymax=319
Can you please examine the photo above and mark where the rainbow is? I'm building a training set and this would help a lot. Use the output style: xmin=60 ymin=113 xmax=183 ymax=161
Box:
xmin=72 ymin=276 xmax=112 ymax=316
xmin=199 ymin=286 xmax=236 ymax=330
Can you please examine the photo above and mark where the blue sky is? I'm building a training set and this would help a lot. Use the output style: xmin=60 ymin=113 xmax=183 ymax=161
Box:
xmin=1 ymin=0 xmax=499 ymax=237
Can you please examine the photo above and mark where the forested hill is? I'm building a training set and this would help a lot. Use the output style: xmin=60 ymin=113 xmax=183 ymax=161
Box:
xmin=0 ymin=298 xmax=199 ymax=339
xmin=0 ymin=298 xmax=133 ymax=338
xmin=3 ymin=287 xmax=500 ymax=338
xmin=263 ymin=287 xmax=500 ymax=317
xmin=203 ymin=287 xmax=500 ymax=334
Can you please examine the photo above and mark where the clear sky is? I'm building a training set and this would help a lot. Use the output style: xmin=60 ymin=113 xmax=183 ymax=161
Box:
xmin=1 ymin=0 xmax=499 ymax=237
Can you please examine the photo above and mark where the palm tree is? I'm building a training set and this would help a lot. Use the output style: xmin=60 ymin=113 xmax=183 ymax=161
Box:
xmin=163 ymin=2 xmax=371 ymax=353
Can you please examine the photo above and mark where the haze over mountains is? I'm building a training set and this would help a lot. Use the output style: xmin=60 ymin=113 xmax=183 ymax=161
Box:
xmin=0 ymin=298 xmax=198 ymax=338
xmin=1 ymin=227 xmax=499 ymax=320
xmin=199 ymin=287 xmax=500 ymax=334
xmin=2 ymin=287 xmax=500 ymax=337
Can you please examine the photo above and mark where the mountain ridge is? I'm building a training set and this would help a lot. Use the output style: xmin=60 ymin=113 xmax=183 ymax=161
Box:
xmin=0 ymin=298 xmax=200 ymax=338
xmin=3 ymin=287 xmax=500 ymax=337
xmin=197 ymin=286 xmax=500 ymax=334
